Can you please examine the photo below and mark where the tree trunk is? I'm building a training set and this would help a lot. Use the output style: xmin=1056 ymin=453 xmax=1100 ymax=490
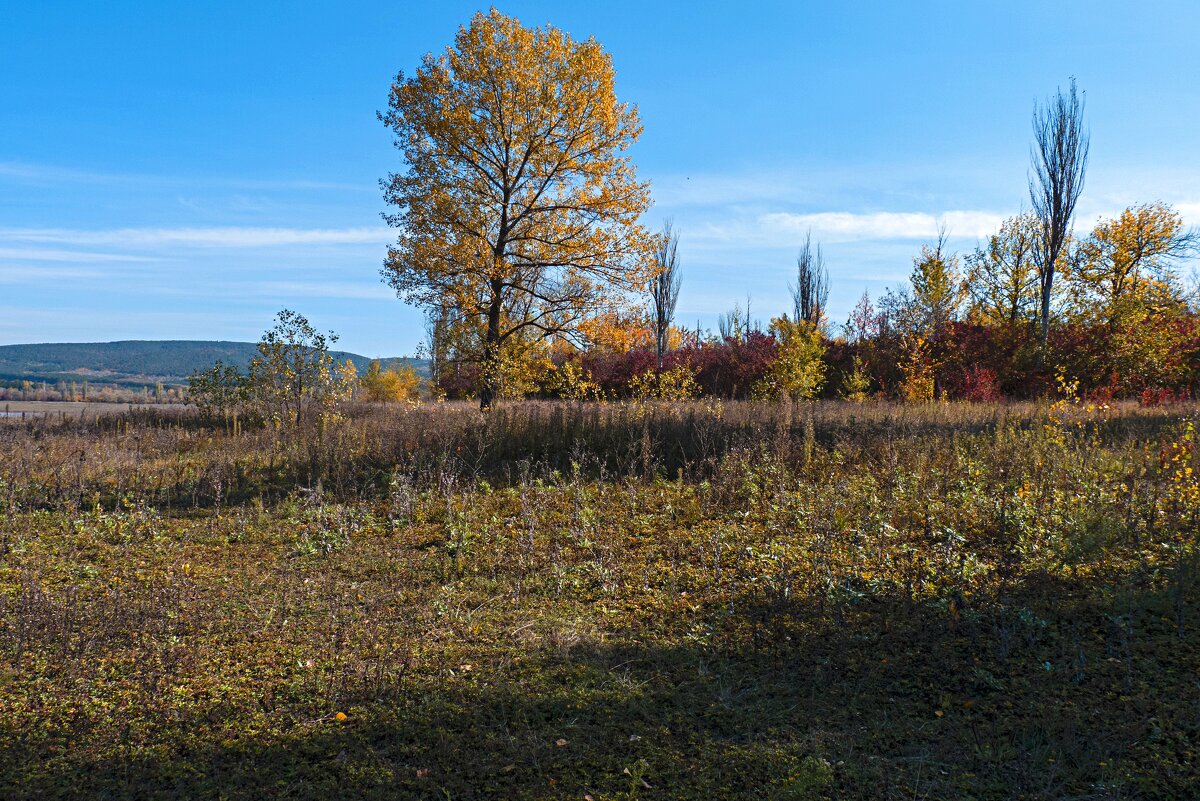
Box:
xmin=1038 ymin=269 xmax=1053 ymax=361
xmin=1040 ymin=293 xmax=1051 ymax=350
xmin=479 ymin=285 xmax=503 ymax=411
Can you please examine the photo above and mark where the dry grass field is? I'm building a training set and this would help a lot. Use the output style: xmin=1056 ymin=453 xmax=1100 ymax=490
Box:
xmin=1 ymin=399 xmax=1198 ymax=799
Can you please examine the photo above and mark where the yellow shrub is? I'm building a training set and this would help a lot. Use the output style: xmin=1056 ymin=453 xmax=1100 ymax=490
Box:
xmin=361 ymin=360 xmax=422 ymax=402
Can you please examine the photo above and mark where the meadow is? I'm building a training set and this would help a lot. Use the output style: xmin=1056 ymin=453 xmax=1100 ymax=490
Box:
xmin=0 ymin=400 xmax=169 ymax=419
xmin=1 ymin=399 xmax=1198 ymax=800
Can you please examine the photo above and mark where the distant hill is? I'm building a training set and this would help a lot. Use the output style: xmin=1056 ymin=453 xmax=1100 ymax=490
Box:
xmin=0 ymin=341 xmax=423 ymax=387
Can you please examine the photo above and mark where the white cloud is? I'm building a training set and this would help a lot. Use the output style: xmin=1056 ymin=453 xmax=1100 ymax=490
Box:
xmin=0 ymin=226 xmax=392 ymax=249
xmin=1177 ymin=202 xmax=1200 ymax=227
xmin=760 ymin=210 xmax=1006 ymax=242
xmin=679 ymin=209 xmax=1010 ymax=255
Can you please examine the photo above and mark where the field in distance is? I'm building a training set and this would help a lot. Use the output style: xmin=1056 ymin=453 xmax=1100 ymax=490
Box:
xmin=0 ymin=400 xmax=172 ymax=418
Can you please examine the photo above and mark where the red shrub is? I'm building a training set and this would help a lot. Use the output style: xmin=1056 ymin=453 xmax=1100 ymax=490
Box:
xmin=955 ymin=365 xmax=1001 ymax=402
xmin=1140 ymin=387 xmax=1182 ymax=407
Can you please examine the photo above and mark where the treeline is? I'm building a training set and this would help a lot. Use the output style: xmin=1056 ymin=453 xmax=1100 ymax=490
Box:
xmin=202 ymin=60 xmax=1196 ymax=410
xmin=419 ymin=76 xmax=1196 ymax=405
xmin=426 ymin=198 xmax=1198 ymax=404
xmin=194 ymin=194 xmax=1200 ymax=411
xmin=0 ymin=379 xmax=183 ymax=404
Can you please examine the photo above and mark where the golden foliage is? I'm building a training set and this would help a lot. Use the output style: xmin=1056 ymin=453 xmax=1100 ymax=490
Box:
xmin=629 ymin=365 xmax=700 ymax=401
xmin=751 ymin=316 xmax=826 ymax=401
xmin=1163 ymin=420 xmax=1200 ymax=515
xmin=839 ymin=355 xmax=873 ymax=402
xmin=1069 ymin=202 xmax=1192 ymax=329
xmin=484 ymin=335 xmax=555 ymax=400
xmin=543 ymin=360 xmax=603 ymax=401
xmin=577 ymin=308 xmax=653 ymax=353
xmin=910 ymin=240 xmax=966 ymax=335
xmin=899 ymin=335 xmax=936 ymax=403
xmin=360 ymin=360 xmax=422 ymax=403
xmin=380 ymin=10 xmax=654 ymax=404
xmin=966 ymin=212 xmax=1041 ymax=327
xmin=1060 ymin=202 xmax=1197 ymax=391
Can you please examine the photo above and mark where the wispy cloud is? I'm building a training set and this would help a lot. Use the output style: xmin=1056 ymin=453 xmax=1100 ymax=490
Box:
xmin=761 ymin=210 xmax=1006 ymax=242
xmin=0 ymin=265 xmax=112 ymax=282
xmin=0 ymin=247 xmax=160 ymax=263
xmin=0 ymin=226 xmax=392 ymax=249
xmin=254 ymin=280 xmax=395 ymax=301
xmin=0 ymin=161 xmax=370 ymax=193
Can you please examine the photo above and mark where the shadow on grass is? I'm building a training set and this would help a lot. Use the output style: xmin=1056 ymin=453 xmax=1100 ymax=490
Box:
xmin=3 ymin=571 xmax=1197 ymax=800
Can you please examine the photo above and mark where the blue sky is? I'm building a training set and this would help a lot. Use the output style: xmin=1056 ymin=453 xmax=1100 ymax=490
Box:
xmin=3 ymin=1 xmax=1199 ymax=356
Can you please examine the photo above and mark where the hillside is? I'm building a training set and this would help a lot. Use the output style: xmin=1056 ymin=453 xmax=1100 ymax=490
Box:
xmin=0 ymin=341 xmax=421 ymax=387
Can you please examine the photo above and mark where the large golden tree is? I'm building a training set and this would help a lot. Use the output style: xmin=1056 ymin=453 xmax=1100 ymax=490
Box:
xmin=380 ymin=10 xmax=655 ymax=407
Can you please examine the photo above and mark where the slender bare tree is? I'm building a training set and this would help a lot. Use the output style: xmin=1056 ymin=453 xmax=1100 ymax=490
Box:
xmin=717 ymin=306 xmax=739 ymax=342
xmin=791 ymin=230 xmax=829 ymax=327
xmin=649 ymin=220 xmax=682 ymax=373
xmin=1030 ymin=78 xmax=1089 ymax=351
xmin=717 ymin=296 xmax=752 ymax=342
